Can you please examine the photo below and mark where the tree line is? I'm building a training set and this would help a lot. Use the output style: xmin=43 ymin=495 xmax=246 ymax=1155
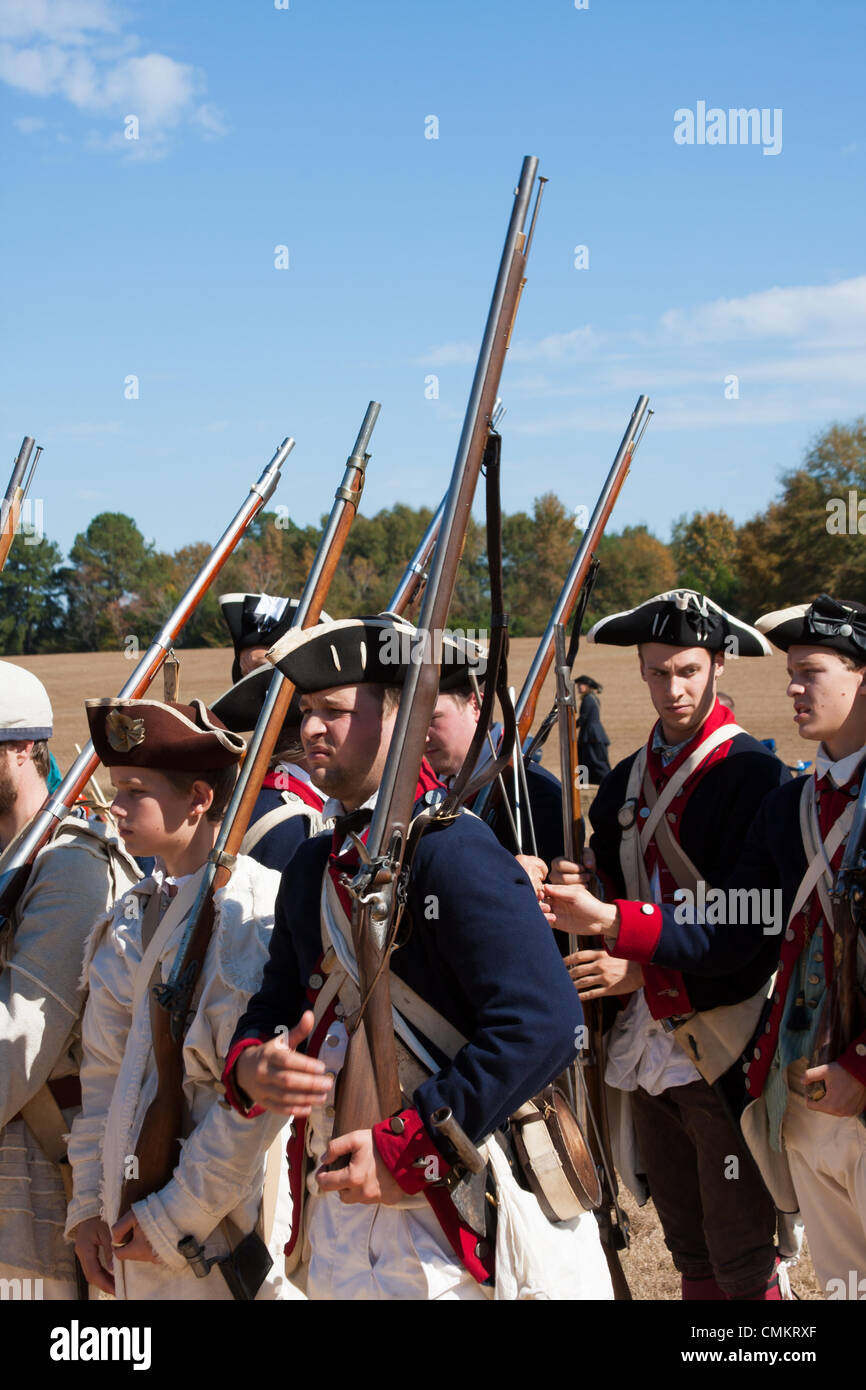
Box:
xmin=2 ymin=419 xmax=863 ymax=655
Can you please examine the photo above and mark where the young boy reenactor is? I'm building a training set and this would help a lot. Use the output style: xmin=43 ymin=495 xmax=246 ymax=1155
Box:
xmin=65 ymin=697 xmax=298 ymax=1300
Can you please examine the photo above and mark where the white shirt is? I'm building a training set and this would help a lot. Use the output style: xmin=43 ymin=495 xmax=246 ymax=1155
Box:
xmin=605 ymin=868 xmax=702 ymax=1095
xmin=814 ymin=744 xmax=865 ymax=788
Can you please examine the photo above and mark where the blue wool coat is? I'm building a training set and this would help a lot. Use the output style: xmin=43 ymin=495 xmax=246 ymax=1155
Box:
xmin=231 ymin=805 xmax=583 ymax=1146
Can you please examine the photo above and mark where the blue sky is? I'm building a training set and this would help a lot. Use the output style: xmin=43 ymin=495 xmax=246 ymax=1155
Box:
xmin=2 ymin=0 xmax=864 ymax=563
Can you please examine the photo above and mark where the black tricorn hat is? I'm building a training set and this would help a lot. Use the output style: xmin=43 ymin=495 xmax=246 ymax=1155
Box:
xmin=85 ymin=698 xmax=246 ymax=770
xmin=587 ymin=589 xmax=771 ymax=657
xmin=756 ymin=594 xmax=866 ymax=659
xmin=210 ymin=665 xmax=303 ymax=735
xmin=266 ymin=616 xmax=486 ymax=693
xmin=219 ymin=593 xmax=301 ymax=683
xmin=433 ymin=633 xmax=489 ymax=694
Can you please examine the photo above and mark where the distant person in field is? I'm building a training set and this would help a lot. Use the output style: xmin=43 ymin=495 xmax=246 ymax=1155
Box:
xmin=575 ymin=675 xmax=611 ymax=783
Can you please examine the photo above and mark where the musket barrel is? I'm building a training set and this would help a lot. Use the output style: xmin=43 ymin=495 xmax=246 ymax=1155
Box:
xmin=366 ymin=156 xmax=539 ymax=865
xmin=387 ymin=495 xmax=447 ymax=615
xmin=515 ymin=394 xmax=650 ymax=733
xmin=4 ymin=438 xmax=35 ymax=505
xmin=0 ymin=438 xmax=295 ymax=894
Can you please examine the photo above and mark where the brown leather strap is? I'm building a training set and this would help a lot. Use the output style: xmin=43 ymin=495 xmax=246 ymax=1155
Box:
xmin=11 ymin=1074 xmax=81 ymax=1123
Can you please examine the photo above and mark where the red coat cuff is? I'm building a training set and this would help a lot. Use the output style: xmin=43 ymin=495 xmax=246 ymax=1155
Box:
xmin=222 ymin=1037 xmax=266 ymax=1117
xmin=372 ymin=1108 xmax=452 ymax=1194
xmin=836 ymin=1033 xmax=866 ymax=1089
xmin=642 ymin=965 xmax=693 ymax=1019
xmin=611 ymin=899 xmax=662 ymax=963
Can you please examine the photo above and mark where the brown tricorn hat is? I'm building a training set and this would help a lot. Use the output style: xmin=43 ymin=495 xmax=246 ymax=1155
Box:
xmin=85 ymin=698 xmax=246 ymax=770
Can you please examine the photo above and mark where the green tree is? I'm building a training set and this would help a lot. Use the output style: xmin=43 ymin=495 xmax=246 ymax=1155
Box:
xmin=63 ymin=513 xmax=155 ymax=651
xmin=0 ymin=533 xmax=66 ymax=653
xmin=587 ymin=526 xmax=677 ymax=627
xmin=670 ymin=510 xmax=740 ymax=607
xmin=735 ymin=418 xmax=866 ymax=615
xmin=503 ymin=493 xmax=577 ymax=635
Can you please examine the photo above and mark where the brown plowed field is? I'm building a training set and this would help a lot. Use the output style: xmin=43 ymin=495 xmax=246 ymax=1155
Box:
xmin=2 ymin=640 xmax=821 ymax=1300
xmin=5 ymin=638 xmax=808 ymax=778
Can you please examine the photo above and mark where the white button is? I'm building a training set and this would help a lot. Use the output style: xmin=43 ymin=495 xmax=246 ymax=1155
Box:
xmin=785 ymin=929 xmax=795 ymax=942
xmin=309 ymin=972 xmax=323 ymax=989
xmin=856 ymin=1044 xmax=866 ymax=1057
xmin=641 ymin=903 xmax=654 ymax=916
xmin=753 ymin=1047 xmax=761 ymax=1060
xmin=667 ymin=813 xmax=676 ymax=823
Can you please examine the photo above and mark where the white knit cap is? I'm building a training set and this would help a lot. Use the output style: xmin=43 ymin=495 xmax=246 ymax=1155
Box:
xmin=0 ymin=662 xmax=53 ymax=741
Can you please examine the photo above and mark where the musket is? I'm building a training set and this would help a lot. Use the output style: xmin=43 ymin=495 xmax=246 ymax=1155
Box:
xmin=516 ymin=395 xmax=652 ymax=746
xmin=0 ymin=437 xmax=42 ymax=572
xmin=386 ymin=402 xmax=504 ymax=618
xmin=332 ymin=157 xmax=545 ymax=1144
xmin=807 ymin=776 xmax=866 ymax=1100
xmin=387 ymin=495 xmax=446 ymax=616
xmin=473 ymin=396 xmax=652 ymax=824
xmin=0 ymin=438 xmax=294 ymax=932
xmin=553 ymin=622 xmax=632 ymax=1300
xmin=120 ymin=404 xmax=379 ymax=1213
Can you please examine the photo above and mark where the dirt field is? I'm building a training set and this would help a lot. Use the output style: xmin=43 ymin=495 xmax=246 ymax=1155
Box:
xmin=7 ymin=637 xmax=808 ymax=779
xmin=4 ymin=639 xmax=821 ymax=1300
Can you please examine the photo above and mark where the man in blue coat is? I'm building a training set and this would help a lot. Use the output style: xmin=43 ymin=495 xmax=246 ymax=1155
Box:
xmin=222 ymin=616 xmax=608 ymax=1299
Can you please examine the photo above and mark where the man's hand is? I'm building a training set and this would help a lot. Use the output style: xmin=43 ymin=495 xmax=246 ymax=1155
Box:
xmin=549 ymin=850 xmax=597 ymax=887
xmin=234 ymin=1011 xmax=333 ymax=1117
xmin=110 ymin=1211 xmax=160 ymax=1265
xmin=566 ymin=948 xmax=643 ymax=999
xmin=516 ymin=854 xmax=548 ymax=901
xmin=543 ymin=880 xmax=619 ymax=937
xmin=804 ymin=1062 xmax=866 ymax=1117
xmin=73 ymin=1216 xmax=115 ymax=1296
xmin=315 ymin=1129 xmax=405 ymax=1205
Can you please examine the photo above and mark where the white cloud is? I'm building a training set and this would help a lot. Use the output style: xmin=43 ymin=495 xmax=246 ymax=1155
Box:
xmin=13 ymin=114 xmax=45 ymax=132
xmin=0 ymin=0 xmax=119 ymax=45
xmin=54 ymin=422 xmax=122 ymax=435
xmin=508 ymin=325 xmax=596 ymax=364
xmin=418 ymin=324 xmax=596 ymax=368
xmin=0 ymin=0 xmax=226 ymax=156
xmin=416 ymin=342 xmax=476 ymax=366
xmin=659 ymin=276 xmax=866 ymax=345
